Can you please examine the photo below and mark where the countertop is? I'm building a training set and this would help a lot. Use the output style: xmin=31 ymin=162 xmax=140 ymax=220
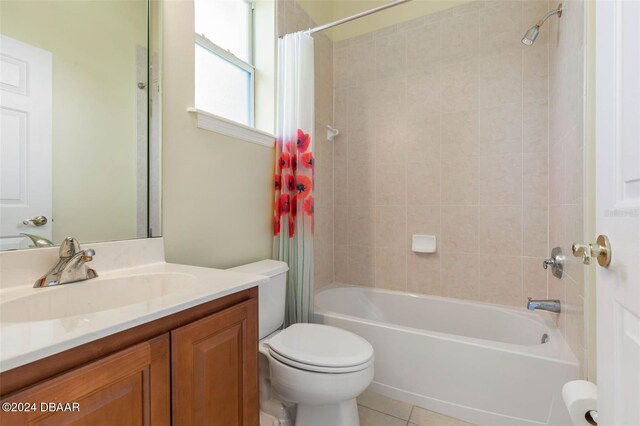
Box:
xmin=0 ymin=238 xmax=267 ymax=372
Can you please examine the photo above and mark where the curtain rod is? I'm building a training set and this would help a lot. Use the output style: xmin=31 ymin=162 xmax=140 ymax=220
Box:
xmin=307 ymin=0 xmax=413 ymax=35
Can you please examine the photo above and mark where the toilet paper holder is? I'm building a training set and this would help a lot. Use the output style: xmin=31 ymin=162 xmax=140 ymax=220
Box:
xmin=563 ymin=380 xmax=598 ymax=426
xmin=585 ymin=410 xmax=598 ymax=425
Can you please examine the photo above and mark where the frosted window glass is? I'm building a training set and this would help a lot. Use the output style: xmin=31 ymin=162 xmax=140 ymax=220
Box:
xmin=195 ymin=44 xmax=251 ymax=126
xmin=195 ymin=0 xmax=250 ymax=62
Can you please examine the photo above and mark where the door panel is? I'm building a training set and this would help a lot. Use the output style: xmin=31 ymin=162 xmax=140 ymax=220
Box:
xmin=0 ymin=35 xmax=52 ymax=250
xmin=595 ymin=1 xmax=640 ymax=424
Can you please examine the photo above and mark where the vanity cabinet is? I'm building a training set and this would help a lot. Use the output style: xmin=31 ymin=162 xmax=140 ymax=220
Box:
xmin=172 ymin=298 xmax=258 ymax=425
xmin=0 ymin=288 xmax=258 ymax=426
xmin=0 ymin=336 xmax=170 ymax=426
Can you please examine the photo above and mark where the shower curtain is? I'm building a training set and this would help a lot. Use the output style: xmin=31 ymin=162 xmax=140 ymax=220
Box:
xmin=273 ymin=31 xmax=315 ymax=326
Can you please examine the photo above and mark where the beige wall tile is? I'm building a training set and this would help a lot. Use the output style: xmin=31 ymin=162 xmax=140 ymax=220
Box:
xmin=348 ymin=40 xmax=376 ymax=86
xmin=564 ymin=142 xmax=584 ymax=205
xmin=328 ymin=0 xmax=557 ymax=322
xmin=442 ymin=110 xmax=479 ymax=159
xmin=375 ymin=247 xmax=407 ymax=291
xmin=523 ymin=206 xmax=549 ymax=258
xmin=523 ymin=256 xmax=548 ymax=303
xmin=441 ymin=59 xmax=479 ymax=113
xmin=479 ymin=154 xmax=523 ymax=204
xmin=349 ymin=206 xmax=375 ymax=247
xmin=348 ymin=245 xmax=375 ymax=286
xmin=524 ymin=152 xmax=549 ymax=207
xmin=374 ymin=76 xmax=406 ymax=123
xmin=377 ymin=122 xmax=408 ymax=165
xmin=376 ymin=163 xmax=407 ymax=206
xmin=478 ymin=205 xmax=523 ymax=256
xmin=334 ymin=205 xmax=349 ymax=246
xmin=442 ymin=156 xmax=479 ymax=204
xmin=407 ymin=160 xmax=441 ymax=205
xmin=523 ymin=99 xmax=549 ymax=153
xmin=441 ymin=253 xmax=479 ymax=300
xmin=548 ymin=204 xmax=565 ymax=250
xmin=407 ymin=251 xmax=441 ymax=295
xmin=523 ymin=42 xmax=549 ymax=103
xmin=334 ymin=167 xmax=349 ymax=206
xmin=349 ymin=165 xmax=376 ymax=207
xmin=407 ymin=205 xmax=440 ymax=247
xmin=440 ymin=10 xmax=479 ymax=64
xmin=479 ymin=50 xmax=522 ymax=108
xmin=479 ymin=103 xmax=523 ymax=155
xmin=405 ymin=67 xmax=441 ymax=113
xmin=376 ymin=205 xmax=407 ymax=248
xmin=441 ymin=205 xmax=478 ymax=253
xmin=478 ymin=255 xmax=523 ymax=306
xmin=334 ymin=244 xmax=349 ymax=283
xmin=406 ymin=21 xmax=441 ymax=71
xmin=478 ymin=1 xmax=523 ymax=57
xmin=407 ymin=113 xmax=441 ymax=163
xmin=376 ymin=32 xmax=406 ymax=79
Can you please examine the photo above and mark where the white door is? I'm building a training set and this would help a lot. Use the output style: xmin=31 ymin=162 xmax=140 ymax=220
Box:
xmin=0 ymin=35 xmax=52 ymax=250
xmin=595 ymin=1 xmax=640 ymax=424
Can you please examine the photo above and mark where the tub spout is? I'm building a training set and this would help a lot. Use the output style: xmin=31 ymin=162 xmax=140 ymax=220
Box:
xmin=527 ymin=297 xmax=561 ymax=313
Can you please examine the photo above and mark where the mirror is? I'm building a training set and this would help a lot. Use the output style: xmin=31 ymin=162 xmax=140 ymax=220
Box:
xmin=0 ymin=0 xmax=161 ymax=250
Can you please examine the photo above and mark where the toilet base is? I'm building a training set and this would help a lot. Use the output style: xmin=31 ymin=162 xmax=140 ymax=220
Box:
xmin=295 ymin=398 xmax=359 ymax=426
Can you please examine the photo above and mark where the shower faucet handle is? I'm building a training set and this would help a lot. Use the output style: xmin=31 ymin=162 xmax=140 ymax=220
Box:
xmin=543 ymin=247 xmax=564 ymax=279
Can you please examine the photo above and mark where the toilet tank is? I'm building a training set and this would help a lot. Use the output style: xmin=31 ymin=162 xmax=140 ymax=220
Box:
xmin=228 ymin=260 xmax=289 ymax=339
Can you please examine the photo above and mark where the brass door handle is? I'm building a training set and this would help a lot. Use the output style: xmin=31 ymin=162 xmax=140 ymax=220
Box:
xmin=572 ymin=235 xmax=611 ymax=267
xmin=23 ymin=216 xmax=48 ymax=227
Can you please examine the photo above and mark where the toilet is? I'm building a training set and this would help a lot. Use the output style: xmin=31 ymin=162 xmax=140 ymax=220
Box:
xmin=230 ymin=260 xmax=374 ymax=426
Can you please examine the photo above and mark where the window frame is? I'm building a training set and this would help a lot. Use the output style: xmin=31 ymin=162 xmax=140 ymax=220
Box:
xmin=194 ymin=0 xmax=256 ymax=127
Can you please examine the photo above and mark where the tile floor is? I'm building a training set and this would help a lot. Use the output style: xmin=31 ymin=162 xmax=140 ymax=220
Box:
xmin=357 ymin=388 xmax=475 ymax=426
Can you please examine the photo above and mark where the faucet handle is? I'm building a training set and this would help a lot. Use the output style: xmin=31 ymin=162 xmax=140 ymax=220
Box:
xmin=59 ymin=237 xmax=81 ymax=258
xmin=82 ymin=248 xmax=95 ymax=262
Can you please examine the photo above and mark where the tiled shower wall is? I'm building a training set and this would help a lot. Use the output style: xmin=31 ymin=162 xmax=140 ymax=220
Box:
xmin=332 ymin=0 xmax=553 ymax=307
xmin=277 ymin=1 xmax=335 ymax=288
xmin=548 ymin=0 xmax=587 ymax=375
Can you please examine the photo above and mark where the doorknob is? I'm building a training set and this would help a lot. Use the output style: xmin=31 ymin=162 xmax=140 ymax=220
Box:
xmin=572 ymin=235 xmax=611 ymax=267
xmin=23 ymin=216 xmax=48 ymax=227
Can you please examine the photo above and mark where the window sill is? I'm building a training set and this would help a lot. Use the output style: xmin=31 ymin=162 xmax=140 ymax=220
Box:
xmin=187 ymin=108 xmax=275 ymax=148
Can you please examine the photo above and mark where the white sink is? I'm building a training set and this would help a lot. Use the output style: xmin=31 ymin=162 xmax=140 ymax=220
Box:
xmin=0 ymin=272 xmax=198 ymax=323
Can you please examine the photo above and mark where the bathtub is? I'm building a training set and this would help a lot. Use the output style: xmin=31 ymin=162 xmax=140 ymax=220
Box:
xmin=314 ymin=286 xmax=579 ymax=426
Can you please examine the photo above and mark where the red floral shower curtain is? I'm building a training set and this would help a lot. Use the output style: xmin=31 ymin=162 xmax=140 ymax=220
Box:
xmin=273 ymin=31 xmax=314 ymax=326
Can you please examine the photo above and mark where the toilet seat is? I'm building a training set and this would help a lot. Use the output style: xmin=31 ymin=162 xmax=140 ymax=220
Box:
xmin=266 ymin=323 xmax=374 ymax=374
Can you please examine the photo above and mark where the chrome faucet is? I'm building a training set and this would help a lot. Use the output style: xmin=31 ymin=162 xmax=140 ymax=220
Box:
xmin=34 ymin=237 xmax=97 ymax=288
xmin=527 ymin=297 xmax=561 ymax=313
xmin=21 ymin=233 xmax=54 ymax=248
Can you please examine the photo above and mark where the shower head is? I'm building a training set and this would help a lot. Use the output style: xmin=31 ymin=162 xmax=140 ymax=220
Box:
xmin=522 ymin=3 xmax=562 ymax=46
xmin=521 ymin=25 xmax=540 ymax=45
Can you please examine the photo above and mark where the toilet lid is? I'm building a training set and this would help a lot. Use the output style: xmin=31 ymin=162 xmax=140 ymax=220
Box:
xmin=267 ymin=324 xmax=374 ymax=370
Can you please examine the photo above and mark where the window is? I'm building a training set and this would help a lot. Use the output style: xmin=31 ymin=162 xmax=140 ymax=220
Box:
xmin=195 ymin=0 xmax=254 ymax=127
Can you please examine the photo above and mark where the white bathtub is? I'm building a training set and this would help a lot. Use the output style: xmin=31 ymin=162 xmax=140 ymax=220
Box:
xmin=314 ymin=286 xmax=579 ymax=426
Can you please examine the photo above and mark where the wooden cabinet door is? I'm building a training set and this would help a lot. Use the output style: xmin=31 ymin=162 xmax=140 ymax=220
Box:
xmin=172 ymin=299 xmax=258 ymax=426
xmin=0 ymin=335 xmax=170 ymax=426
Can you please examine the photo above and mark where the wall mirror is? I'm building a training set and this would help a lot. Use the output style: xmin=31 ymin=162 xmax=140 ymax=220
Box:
xmin=0 ymin=0 xmax=161 ymax=251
